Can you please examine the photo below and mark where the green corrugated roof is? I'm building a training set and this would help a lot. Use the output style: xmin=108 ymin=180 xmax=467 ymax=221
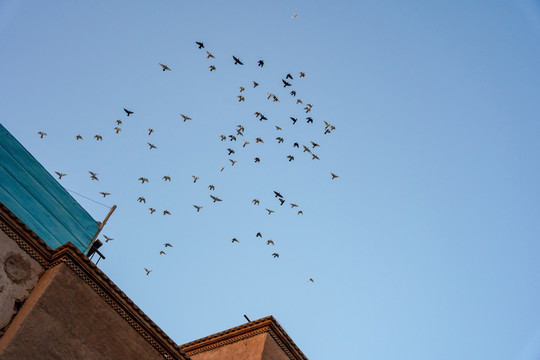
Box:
xmin=0 ymin=123 xmax=99 ymax=252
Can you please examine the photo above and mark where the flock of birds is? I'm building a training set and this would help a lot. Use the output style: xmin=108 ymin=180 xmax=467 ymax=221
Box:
xmin=39 ymin=40 xmax=337 ymax=284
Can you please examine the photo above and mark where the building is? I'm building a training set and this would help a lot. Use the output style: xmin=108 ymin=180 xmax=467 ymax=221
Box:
xmin=0 ymin=123 xmax=308 ymax=359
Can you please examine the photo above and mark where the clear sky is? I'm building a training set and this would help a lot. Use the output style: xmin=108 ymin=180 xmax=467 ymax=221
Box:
xmin=1 ymin=1 xmax=540 ymax=359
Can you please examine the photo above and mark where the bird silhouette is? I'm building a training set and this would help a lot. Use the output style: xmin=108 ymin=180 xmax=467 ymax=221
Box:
xmin=279 ymin=199 xmax=285 ymax=206
xmin=193 ymin=205 xmax=203 ymax=212
xmin=99 ymin=192 xmax=111 ymax=198
xmin=255 ymin=137 xmax=264 ymax=143
xmin=272 ymin=253 xmax=279 ymax=258
xmin=306 ymin=117 xmax=313 ymax=124
xmin=274 ymin=191 xmax=283 ymax=198
xmin=159 ymin=251 xmax=166 ymax=255
xmin=229 ymin=135 xmax=237 ymax=141
xmin=267 ymin=240 xmax=274 ymax=245
xmin=290 ymin=117 xmax=297 ymax=124
xmin=164 ymin=243 xmax=173 ymax=247
xmin=233 ymin=56 xmax=244 ymax=65
xmin=229 ymin=159 xmax=238 ymax=166
xmin=258 ymin=60 xmax=264 ymax=67
xmin=147 ymin=142 xmax=157 ymax=150
xmin=311 ymin=141 xmax=320 ymax=148
xmin=275 ymin=126 xmax=282 ymax=131
xmin=148 ymin=129 xmax=154 ymax=135
xmin=208 ymin=185 xmax=215 ymax=190
xmin=196 ymin=41 xmax=204 ymax=49
xmin=266 ymin=208 xmax=275 ymax=215
xmin=149 ymin=208 xmax=156 ymax=214
xmin=252 ymin=199 xmax=260 ymax=205
xmin=308 ymin=278 xmax=314 ymax=283
xmin=163 ymin=210 xmax=171 ymax=215
xmin=162 ymin=176 xmax=171 ymax=181
xmin=312 ymin=154 xmax=320 ymax=160
xmin=290 ymin=203 xmax=299 ymax=208
xmin=124 ymin=108 xmax=133 ymax=116
xmin=114 ymin=127 xmax=121 ymax=134
xmin=287 ymin=155 xmax=294 ymax=161
xmin=238 ymin=95 xmax=245 ymax=102
xmin=159 ymin=63 xmax=171 ymax=71
xmin=227 ymin=148 xmax=235 ymax=155
xmin=206 ymin=50 xmax=215 ymax=58
xmin=210 ymin=195 xmax=222 ymax=202
xmin=94 ymin=135 xmax=103 ymax=141
xmin=232 ymin=238 xmax=239 ymax=243
xmin=293 ymin=143 xmax=299 ymax=148
xmin=276 ymin=137 xmax=284 ymax=143
xmin=116 ymin=120 xmax=122 ymax=125
xmin=256 ymin=232 xmax=262 ymax=238
xmin=253 ymin=81 xmax=259 ymax=88
xmin=89 ymin=171 xmax=99 ymax=181
xmin=137 ymin=197 xmax=146 ymax=203
xmin=104 ymin=235 xmax=114 ymax=242
xmin=254 ymin=157 xmax=260 ymax=163
xmin=209 ymin=65 xmax=216 ymax=71
xmin=138 ymin=177 xmax=149 ymax=184
xmin=290 ymin=90 xmax=296 ymax=96
xmin=220 ymin=135 xmax=226 ymax=141
xmin=331 ymin=172 xmax=339 ymax=179
xmin=180 ymin=114 xmax=192 ymax=122
xmin=239 ymin=86 xmax=245 ymax=92
xmin=144 ymin=268 xmax=152 ymax=275
xmin=282 ymin=79 xmax=292 ymax=87
xmin=55 ymin=171 xmax=67 ymax=179
xmin=296 ymin=99 xmax=303 ymax=104
xmin=243 ymin=140 xmax=250 ymax=147
xmin=192 ymin=176 xmax=199 ymax=183
xmin=298 ymin=210 xmax=303 ymax=215
xmin=75 ymin=134 xmax=83 ymax=140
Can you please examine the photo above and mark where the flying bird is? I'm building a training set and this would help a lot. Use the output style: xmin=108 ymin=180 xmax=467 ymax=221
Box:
xmin=144 ymin=268 xmax=152 ymax=275
xmin=274 ymin=191 xmax=283 ymax=198
xmin=276 ymin=137 xmax=284 ymax=143
xmin=287 ymin=155 xmax=294 ymax=161
xmin=304 ymin=107 xmax=311 ymax=113
xmin=124 ymin=108 xmax=133 ymax=116
xmin=272 ymin=253 xmax=279 ymax=258
xmin=291 ymin=13 xmax=297 ymax=19
xmin=267 ymin=240 xmax=274 ymax=245
xmin=255 ymin=137 xmax=264 ymax=143
xmin=312 ymin=154 xmax=320 ymax=160
xmin=37 ymin=131 xmax=47 ymax=138
xmin=75 ymin=134 xmax=83 ymax=140
xmin=148 ymin=128 xmax=154 ymax=135
xmin=243 ymin=140 xmax=250 ymax=147
xmin=253 ymin=81 xmax=259 ymax=88
xmin=227 ymin=148 xmax=235 ymax=155
xmin=293 ymin=143 xmax=299 ymax=148
xmin=290 ymin=203 xmax=299 ymax=208
xmin=209 ymin=65 xmax=216 ymax=71
xmin=275 ymin=126 xmax=282 ymax=131
xmin=89 ymin=171 xmax=99 ymax=181
xmin=94 ymin=135 xmax=103 ymax=141
xmin=147 ymin=142 xmax=157 ymax=150
xmin=311 ymin=141 xmax=320 ymax=148
xmin=239 ymin=86 xmax=245 ymax=92
xmin=229 ymin=135 xmax=237 ymax=141
xmin=254 ymin=157 xmax=260 ymax=163
xmin=308 ymin=278 xmax=314 ymax=283
xmin=99 ymin=192 xmax=111 ymax=198
xmin=138 ymin=177 xmax=149 ymax=184
xmin=159 ymin=251 xmax=166 ymax=255
xmin=282 ymin=79 xmax=292 ymax=87
xmin=149 ymin=208 xmax=156 ymax=214
xmin=279 ymin=199 xmax=285 ymax=206
xmin=229 ymin=159 xmax=237 ymax=166
xmin=180 ymin=114 xmax=192 ymax=122
xmin=193 ymin=205 xmax=203 ymax=212
xmin=306 ymin=117 xmax=313 ymax=124
xmin=252 ymin=199 xmax=260 ymax=205
xmin=210 ymin=195 xmax=222 ymax=202
xmin=286 ymin=73 xmax=293 ymax=80
xmin=196 ymin=41 xmax=204 ymax=49
xmin=104 ymin=235 xmax=114 ymax=243
xmin=299 ymin=72 xmax=306 ymax=78
xmin=159 ymin=63 xmax=171 ymax=71
xmin=164 ymin=243 xmax=173 ymax=247
xmin=114 ymin=127 xmax=121 ymax=134
xmin=163 ymin=210 xmax=171 ymax=215
xmin=257 ymin=60 xmax=264 ymax=67
xmin=55 ymin=171 xmax=67 ymax=179
xmin=302 ymin=145 xmax=312 ymax=153
xmin=206 ymin=50 xmax=215 ymax=58
xmin=290 ymin=90 xmax=296 ymax=96
xmin=220 ymin=166 xmax=225 ymax=172
xmin=233 ymin=56 xmax=244 ymax=65
xmin=256 ymin=232 xmax=262 ymax=238
xmin=162 ymin=176 xmax=171 ymax=181
xmin=290 ymin=117 xmax=297 ymax=124
xmin=331 ymin=172 xmax=339 ymax=179
xmin=232 ymin=238 xmax=239 ymax=243
xmin=192 ymin=176 xmax=199 ymax=183
xmin=237 ymin=95 xmax=245 ymax=102
xmin=208 ymin=185 xmax=215 ymax=190
xmin=137 ymin=197 xmax=146 ymax=203
xmin=116 ymin=120 xmax=122 ymax=125
xmin=220 ymin=135 xmax=226 ymax=141
xmin=296 ymin=99 xmax=303 ymax=104
xmin=298 ymin=210 xmax=303 ymax=215
xmin=266 ymin=208 xmax=275 ymax=215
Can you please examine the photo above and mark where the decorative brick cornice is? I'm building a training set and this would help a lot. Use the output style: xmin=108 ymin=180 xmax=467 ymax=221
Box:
xmin=0 ymin=202 xmax=191 ymax=360
xmin=181 ymin=316 xmax=308 ymax=360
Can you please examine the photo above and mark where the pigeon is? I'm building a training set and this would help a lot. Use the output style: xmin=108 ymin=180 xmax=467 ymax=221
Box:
xmin=209 ymin=65 xmax=216 ymax=71
xmin=162 ymin=176 xmax=171 ymax=181
xmin=243 ymin=140 xmax=250 ymax=147
xmin=275 ymin=126 xmax=282 ymax=131
xmin=148 ymin=128 xmax=154 ymax=135
xmin=75 ymin=134 xmax=83 ymax=140
xmin=163 ymin=210 xmax=171 ymax=215
xmin=279 ymin=198 xmax=285 ymax=206
xmin=192 ymin=176 xmax=199 ymax=183
xmin=258 ymin=60 xmax=264 ymax=67
xmin=206 ymin=50 xmax=215 ymax=58
xmin=233 ymin=56 xmax=244 ymax=65
xmin=272 ymin=95 xmax=280 ymax=102
xmin=114 ymin=127 xmax=121 ymax=134
xmin=296 ymin=99 xmax=303 ymax=104
xmin=159 ymin=251 xmax=166 ymax=255
xmin=290 ymin=117 xmax=297 ymax=124
xmin=266 ymin=208 xmax=275 ymax=215
xmin=331 ymin=172 xmax=339 ymax=179
xmin=210 ymin=195 xmax=222 ymax=202
xmin=254 ymin=157 xmax=260 ymax=163
xmin=138 ymin=177 xmax=149 ymax=184
xmin=238 ymin=95 xmax=245 ymax=102
xmin=298 ymin=210 xmax=303 ymax=215
xmin=312 ymin=154 xmax=320 ymax=160
xmin=99 ymin=192 xmax=111 ymax=197
xmin=239 ymin=86 xmax=245 ymax=92
xmin=94 ymin=135 xmax=103 ymax=141
xmin=227 ymin=148 xmax=235 ymax=155
xmin=55 ymin=171 xmax=67 ymax=179
xmin=311 ymin=141 xmax=320 ymax=148
xmin=282 ymin=79 xmax=292 ymax=87
xmin=276 ymin=137 xmax=284 ymax=143
xmin=147 ymin=142 xmax=157 ymax=150
xmin=274 ymin=191 xmax=283 ymax=198
xmin=287 ymin=155 xmax=294 ymax=161
xmin=149 ymin=208 xmax=156 ymax=214
xmin=306 ymin=117 xmax=313 ymax=124
xmin=252 ymin=199 xmax=260 ymax=205
xmin=180 ymin=114 xmax=192 ymax=122
xmin=255 ymin=137 xmax=264 ymax=143
xmin=256 ymin=232 xmax=262 ymax=238
xmin=104 ymin=235 xmax=114 ymax=243
xmin=286 ymin=73 xmax=293 ymax=80
xmin=196 ymin=41 xmax=204 ymax=49
xmin=229 ymin=135 xmax=237 ymax=141
xmin=137 ymin=197 xmax=146 ymax=203
xmin=290 ymin=90 xmax=296 ymax=96
xmin=116 ymin=120 xmax=122 ymax=125
xmin=209 ymin=185 xmax=215 ymax=190
xmin=220 ymin=135 xmax=227 ymax=141
xmin=253 ymin=81 xmax=259 ymax=88
xmin=37 ymin=131 xmax=47 ymax=138
xmin=299 ymin=72 xmax=306 ymax=78
xmin=293 ymin=143 xmax=299 ymax=148
xmin=232 ymin=238 xmax=239 ymax=243
xmin=89 ymin=171 xmax=99 ymax=181
xmin=164 ymin=243 xmax=173 ymax=247
xmin=193 ymin=205 xmax=203 ymax=212
xmin=229 ymin=159 xmax=238 ymax=166
xmin=144 ymin=268 xmax=152 ymax=275
xmin=159 ymin=63 xmax=171 ymax=71
xmin=290 ymin=203 xmax=299 ymax=208
xmin=302 ymin=145 xmax=312 ymax=153
xmin=267 ymin=240 xmax=274 ymax=245
xmin=272 ymin=253 xmax=279 ymax=258
xmin=124 ymin=108 xmax=133 ymax=116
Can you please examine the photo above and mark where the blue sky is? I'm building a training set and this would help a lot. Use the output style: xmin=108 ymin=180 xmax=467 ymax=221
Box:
xmin=1 ymin=1 xmax=540 ymax=359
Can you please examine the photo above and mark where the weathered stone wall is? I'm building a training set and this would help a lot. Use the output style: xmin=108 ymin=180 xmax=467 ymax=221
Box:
xmin=261 ymin=334 xmax=291 ymax=360
xmin=0 ymin=262 xmax=168 ymax=360
xmin=0 ymin=229 xmax=44 ymax=336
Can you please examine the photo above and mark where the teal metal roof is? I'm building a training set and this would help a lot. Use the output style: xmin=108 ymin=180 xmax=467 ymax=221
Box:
xmin=0 ymin=123 xmax=99 ymax=252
